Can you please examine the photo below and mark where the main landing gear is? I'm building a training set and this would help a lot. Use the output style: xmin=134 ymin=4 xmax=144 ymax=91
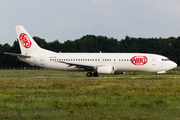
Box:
xmin=87 ymin=72 xmax=99 ymax=77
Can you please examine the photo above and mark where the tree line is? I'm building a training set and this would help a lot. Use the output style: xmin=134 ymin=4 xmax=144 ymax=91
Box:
xmin=1 ymin=35 xmax=180 ymax=68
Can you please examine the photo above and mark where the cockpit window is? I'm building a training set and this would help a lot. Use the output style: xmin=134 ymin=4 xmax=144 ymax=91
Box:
xmin=162 ymin=59 xmax=170 ymax=61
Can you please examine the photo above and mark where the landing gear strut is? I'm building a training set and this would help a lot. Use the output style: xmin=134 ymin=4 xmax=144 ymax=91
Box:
xmin=157 ymin=74 xmax=160 ymax=77
xmin=87 ymin=72 xmax=99 ymax=77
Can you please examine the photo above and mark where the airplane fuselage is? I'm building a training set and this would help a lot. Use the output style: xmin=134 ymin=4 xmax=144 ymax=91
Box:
xmin=19 ymin=52 xmax=176 ymax=73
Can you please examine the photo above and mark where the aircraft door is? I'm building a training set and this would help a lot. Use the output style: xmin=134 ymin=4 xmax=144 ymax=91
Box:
xmin=98 ymin=58 xmax=105 ymax=63
xmin=161 ymin=62 xmax=164 ymax=67
xmin=101 ymin=58 xmax=105 ymax=63
xmin=96 ymin=58 xmax=105 ymax=63
xmin=152 ymin=57 xmax=156 ymax=66
xmin=40 ymin=56 xmax=45 ymax=66
xmin=161 ymin=59 xmax=164 ymax=67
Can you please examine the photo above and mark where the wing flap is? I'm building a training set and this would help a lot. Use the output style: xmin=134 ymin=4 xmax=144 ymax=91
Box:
xmin=57 ymin=61 xmax=97 ymax=70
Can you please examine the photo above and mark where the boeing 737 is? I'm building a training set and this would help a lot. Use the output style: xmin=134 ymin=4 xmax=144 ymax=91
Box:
xmin=4 ymin=25 xmax=177 ymax=77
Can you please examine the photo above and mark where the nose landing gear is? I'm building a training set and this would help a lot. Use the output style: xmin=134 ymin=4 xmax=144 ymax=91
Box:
xmin=87 ymin=72 xmax=99 ymax=77
xmin=157 ymin=74 xmax=160 ymax=77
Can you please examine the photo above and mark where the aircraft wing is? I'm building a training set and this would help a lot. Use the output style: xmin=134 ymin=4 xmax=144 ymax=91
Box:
xmin=57 ymin=61 xmax=97 ymax=70
xmin=4 ymin=52 xmax=30 ymax=58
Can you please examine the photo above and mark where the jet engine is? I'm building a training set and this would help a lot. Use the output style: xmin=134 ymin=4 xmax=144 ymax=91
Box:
xmin=97 ymin=66 xmax=114 ymax=75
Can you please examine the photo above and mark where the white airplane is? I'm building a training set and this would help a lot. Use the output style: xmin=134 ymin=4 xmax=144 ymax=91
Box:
xmin=4 ymin=25 xmax=177 ymax=77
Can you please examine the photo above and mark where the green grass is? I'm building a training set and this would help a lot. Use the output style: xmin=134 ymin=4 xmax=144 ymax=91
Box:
xmin=0 ymin=70 xmax=85 ymax=77
xmin=0 ymin=69 xmax=177 ymax=77
xmin=0 ymin=70 xmax=180 ymax=119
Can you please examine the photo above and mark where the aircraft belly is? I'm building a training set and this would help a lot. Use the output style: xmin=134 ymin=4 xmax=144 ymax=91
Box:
xmin=116 ymin=63 xmax=155 ymax=72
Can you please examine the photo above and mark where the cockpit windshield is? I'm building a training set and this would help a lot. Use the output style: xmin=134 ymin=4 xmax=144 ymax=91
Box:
xmin=161 ymin=59 xmax=170 ymax=61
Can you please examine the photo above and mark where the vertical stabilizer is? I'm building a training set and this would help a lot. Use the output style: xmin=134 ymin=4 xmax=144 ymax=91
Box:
xmin=15 ymin=25 xmax=41 ymax=55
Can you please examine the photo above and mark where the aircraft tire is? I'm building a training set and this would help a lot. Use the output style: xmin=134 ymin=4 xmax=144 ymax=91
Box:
xmin=87 ymin=72 xmax=92 ymax=77
xmin=93 ymin=72 xmax=98 ymax=77
xmin=157 ymin=74 xmax=160 ymax=77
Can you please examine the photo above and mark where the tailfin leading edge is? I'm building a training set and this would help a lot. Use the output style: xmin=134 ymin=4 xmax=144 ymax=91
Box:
xmin=15 ymin=25 xmax=41 ymax=55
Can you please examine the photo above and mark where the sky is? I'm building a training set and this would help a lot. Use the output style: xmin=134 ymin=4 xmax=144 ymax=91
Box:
xmin=1 ymin=0 xmax=180 ymax=45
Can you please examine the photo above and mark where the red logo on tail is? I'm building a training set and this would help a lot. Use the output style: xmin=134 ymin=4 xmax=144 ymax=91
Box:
xmin=19 ymin=33 xmax=32 ymax=48
xmin=131 ymin=56 xmax=148 ymax=65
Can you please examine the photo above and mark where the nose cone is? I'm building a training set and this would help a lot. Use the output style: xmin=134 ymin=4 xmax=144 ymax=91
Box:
xmin=173 ymin=62 xmax=177 ymax=68
xmin=170 ymin=61 xmax=177 ymax=70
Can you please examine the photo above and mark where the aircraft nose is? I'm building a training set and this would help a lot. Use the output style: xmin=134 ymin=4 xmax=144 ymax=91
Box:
xmin=172 ymin=61 xmax=177 ymax=68
xmin=171 ymin=61 xmax=177 ymax=69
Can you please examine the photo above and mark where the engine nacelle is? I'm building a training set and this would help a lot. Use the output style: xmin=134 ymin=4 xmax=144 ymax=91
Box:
xmin=97 ymin=66 xmax=114 ymax=75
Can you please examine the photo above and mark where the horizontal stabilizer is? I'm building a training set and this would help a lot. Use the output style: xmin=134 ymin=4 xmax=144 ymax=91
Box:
xmin=4 ymin=52 xmax=30 ymax=58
